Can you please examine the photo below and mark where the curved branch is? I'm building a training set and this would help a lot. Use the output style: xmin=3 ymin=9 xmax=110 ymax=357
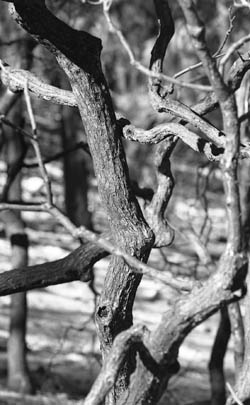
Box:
xmin=0 ymin=60 xmax=77 ymax=106
xmin=122 ymin=122 xmax=223 ymax=161
xmin=122 ymin=121 xmax=250 ymax=161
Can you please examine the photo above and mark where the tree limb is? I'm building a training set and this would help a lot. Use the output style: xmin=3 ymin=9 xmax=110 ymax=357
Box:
xmin=0 ymin=60 xmax=77 ymax=107
xmin=84 ymin=325 xmax=150 ymax=405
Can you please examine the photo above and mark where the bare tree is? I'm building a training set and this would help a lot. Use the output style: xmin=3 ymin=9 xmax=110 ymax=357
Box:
xmin=0 ymin=0 xmax=250 ymax=404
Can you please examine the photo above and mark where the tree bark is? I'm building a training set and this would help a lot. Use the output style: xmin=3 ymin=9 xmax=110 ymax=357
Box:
xmin=61 ymin=105 xmax=92 ymax=229
xmin=2 ymin=2 xmax=249 ymax=404
xmin=8 ymin=2 xmax=154 ymax=402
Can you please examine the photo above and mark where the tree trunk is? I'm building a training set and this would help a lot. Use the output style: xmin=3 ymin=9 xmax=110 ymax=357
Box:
xmin=1 ymin=105 xmax=32 ymax=393
xmin=0 ymin=29 xmax=34 ymax=392
xmin=209 ymin=307 xmax=231 ymax=405
xmin=5 ymin=2 xmax=250 ymax=404
xmin=61 ymin=106 xmax=92 ymax=229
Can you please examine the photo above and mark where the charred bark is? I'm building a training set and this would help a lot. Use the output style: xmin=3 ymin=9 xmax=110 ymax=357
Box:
xmin=209 ymin=307 xmax=231 ymax=405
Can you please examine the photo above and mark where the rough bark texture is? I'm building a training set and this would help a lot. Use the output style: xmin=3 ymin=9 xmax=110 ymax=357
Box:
xmin=0 ymin=1 xmax=249 ymax=404
xmin=227 ymin=137 xmax=250 ymax=404
xmin=0 ymin=237 xmax=109 ymax=296
xmin=9 ymin=2 xmax=154 ymax=402
xmin=61 ymin=105 xmax=92 ymax=229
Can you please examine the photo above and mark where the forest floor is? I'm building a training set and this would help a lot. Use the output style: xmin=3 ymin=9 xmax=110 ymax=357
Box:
xmin=0 ymin=165 xmax=237 ymax=405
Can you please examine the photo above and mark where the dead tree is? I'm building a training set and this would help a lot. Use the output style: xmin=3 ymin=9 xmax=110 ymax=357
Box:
xmin=0 ymin=0 xmax=250 ymax=404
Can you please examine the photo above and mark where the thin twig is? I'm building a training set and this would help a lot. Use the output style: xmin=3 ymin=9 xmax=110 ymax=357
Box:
xmin=220 ymin=34 xmax=250 ymax=70
xmin=174 ymin=53 xmax=225 ymax=79
xmin=0 ymin=115 xmax=33 ymax=139
xmin=174 ymin=7 xmax=234 ymax=80
xmin=215 ymin=7 xmax=235 ymax=56
xmin=226 ymin=382 xmax=244 ymax=405
xmin=178 ymin=0 xmax=228 ymax=101
xmin=0 ymin=200 xmax=195 ymax=291
xmin=0 ymin=202 xmax=47 ymax=211
xmin=24 ymin=142 xmax=90 ymax=168
xmin=102 ymin=3 xmax=212 ymax=92
xmin=24 ymin=81 xmax=53 ymax=205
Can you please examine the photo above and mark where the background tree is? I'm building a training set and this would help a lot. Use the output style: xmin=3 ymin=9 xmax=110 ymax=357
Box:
xmin=0 ymin=1 xmax=250 ymax=404
xmin=0 ymin=6 xmax=34 ymax=392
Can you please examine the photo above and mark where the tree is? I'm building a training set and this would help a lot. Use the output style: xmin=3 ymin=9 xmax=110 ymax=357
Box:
xmin=0 ymin=0 xmax=250 ymax=404
xmin=0 ymin=8 xmax=35 ymax=392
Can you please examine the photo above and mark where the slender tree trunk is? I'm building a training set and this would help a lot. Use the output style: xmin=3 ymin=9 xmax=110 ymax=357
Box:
xmin=209 ymin=307 xmax=231 ymax=405
xmin=228 ymin=155 xmax=250 ymax=404
xmin=0 ymin=30 xmax=34 ymax=392
xmin=225 ymin=73 xmax=250 ymax=404
xmin=228 ymin=302 xmax=244 ymax=379
xmin=1 ymin=104 xmax=32 ymax=393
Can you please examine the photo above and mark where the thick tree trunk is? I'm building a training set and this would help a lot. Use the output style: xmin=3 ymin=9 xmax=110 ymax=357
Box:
xmin=8 ymin=4 xmax=154 ymax=403
xmin=6 ymin=2 xmax=249 ymax=404
xmin=61 ymin=106 xmax=92 ymax=229
xmin=226 ymin=157 xmax=250 ymax=404
xmin=226 ymin=74 xmax=250 ymax=404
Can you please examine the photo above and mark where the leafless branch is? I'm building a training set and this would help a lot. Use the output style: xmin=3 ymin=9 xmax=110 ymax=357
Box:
xmin=122 ymin=121 xmax=223 ymax=161
xmin=215 ymin=7 xmax=236 ymax=56
xmin=84 ymin=325 xmax=149 ymax=405
xmin=23 ymin=82 xmax=53 ymax=205
xmin=24 ymin=141 xmax=90 ymax=168
xmin=0 ymin=60 xmax=77 ymax=107
xmin=102 ymin=1 xmax=212 ymax=92
xmin=226 ymin=382 xmax=244 ymax=405
xmin=175 ymin=7 xmax=234 ymax=80
xmin=220 ymin=34 xmax=250 ymax=70
xmin=174 ymin=53 xmax=225 ymax=79
xmin=0 ymin=115 xmax=33 ymax=139
xmin=0 ymin=201 xmax=194 ymax=291
xmin=177 ymin=0 xmax=228 ymax=102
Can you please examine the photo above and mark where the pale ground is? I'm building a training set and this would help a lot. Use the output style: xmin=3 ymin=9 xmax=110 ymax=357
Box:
xmin=0 ymin=171 xmax=235 ymax=404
